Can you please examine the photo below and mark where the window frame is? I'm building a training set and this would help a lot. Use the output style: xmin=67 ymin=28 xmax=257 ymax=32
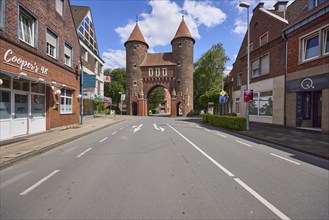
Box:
xmin=237 ymin=73 xmax=242 ymax=86
xmin=60 ymin=88 xmax=73 ymax=114
xmin=249 ymin=90 xmax=273 ymax=117
xmin=95 ymin=60 xmax=99 ymax=75
xmin=64 ymin=42 xmax=72 ymax=67
xmin=162 ymin=68 xmax=167 ymax=76
xmin=18 ymin=6 xmax=37 ymax=47
xmin=323 ymin=28 xmax=329 ymax=55
xmin=46 ymin=28 xmax=58 ymax=59
xmin=260 ymin=32 xmax=268 ymax=46
xmin=155 ymin=68 xmax=160 ymax=76
xmin=251 ymin=54 xmax=270 ymax=78
xmin=55 ymin=0 xmax=65 ymax=17
xmin=148 ymin=68 xmax=153 ymax=77
xmin=302 ymin=33 xmax=319 ymax=61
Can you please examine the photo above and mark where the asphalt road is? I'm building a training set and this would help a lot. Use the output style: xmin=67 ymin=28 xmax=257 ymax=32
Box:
xmin=1 ymin=117 xmax=328 ymax=219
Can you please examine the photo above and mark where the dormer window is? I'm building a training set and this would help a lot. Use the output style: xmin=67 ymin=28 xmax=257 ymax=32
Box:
xmin=156 ymin=68 xmax=160 ymax=76
xmin=148 ymin=68 xmax=153 ymax=76
xmin=162 ymin=68 xmax=167 ymax=76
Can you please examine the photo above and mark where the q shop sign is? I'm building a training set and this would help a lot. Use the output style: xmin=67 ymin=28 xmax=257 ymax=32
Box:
xmin=3 ymin=49 xmax=48 ymax=75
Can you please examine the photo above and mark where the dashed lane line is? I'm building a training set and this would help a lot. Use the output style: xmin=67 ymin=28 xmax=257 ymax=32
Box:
xmin=77 ymin=148 xmax=92 ymax=158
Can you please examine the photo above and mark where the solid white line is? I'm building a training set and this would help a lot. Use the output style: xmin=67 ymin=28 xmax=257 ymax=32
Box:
xmin=77 ymin=148 xmax=92 ymax=158
xmin=217 ymin=133 xmax=227 ymax=138
xmin=234 ymin=178 xmax=290 ymax=220
xmin=167 ymin=124 xmax=235 ymax=177
xmin=99 ymin=137 xmax=108 ymax=143
xmin=112 ymin=131 xmax=117 ymax=135
xmin=270 ymin=153 xmax=301 ymax=165
xmin=236 ymin=140 xmax=252 ymax=147
xmin=19 ymin=170 xmax=60 ymax=195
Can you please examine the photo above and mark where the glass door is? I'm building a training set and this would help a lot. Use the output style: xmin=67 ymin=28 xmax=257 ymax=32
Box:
xmin=11 ymin=93 xmax=28 ymax=137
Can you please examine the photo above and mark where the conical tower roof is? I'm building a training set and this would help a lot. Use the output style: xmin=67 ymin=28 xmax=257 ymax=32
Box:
xmin=124 ymin=23 xmax=149 ymax=48
xmin=171 ymin=16 xmax=195 ymax=45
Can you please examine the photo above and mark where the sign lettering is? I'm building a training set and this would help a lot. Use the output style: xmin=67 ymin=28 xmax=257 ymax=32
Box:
xmin=3 ymin=49 xmax=48 ymax=75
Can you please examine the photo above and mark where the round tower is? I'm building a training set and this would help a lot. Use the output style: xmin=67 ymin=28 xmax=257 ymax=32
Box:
xmin=171 ymin=16 xmax=195 ymax=116
xmin=125 ymin=22 xmax=148 ymax=115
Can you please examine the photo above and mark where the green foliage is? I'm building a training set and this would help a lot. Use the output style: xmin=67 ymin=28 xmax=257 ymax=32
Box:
xmin=202 ymin=113 xmax=246 ymax=131
xmin=198 ymin=87 xmax=222 ymax=110
xmin=194 ymin=43 xmax=230 ymax=111
xmin=94 ymin=101 xmax=105 ymax=111
xmin=104 ymin=68 xmax=126 ymax=104
xmin=148 ymin=87 xmax=165 ymax=112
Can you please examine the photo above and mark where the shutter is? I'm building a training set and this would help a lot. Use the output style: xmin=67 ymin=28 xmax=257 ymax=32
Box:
xmin=261 ymin=55 xmax=269 ymax=75
xmin=56 ymin=0 xmax=64 ymax=16
xmin=64 ymin=43 xmax=71 ymax=56
xmin=47 ymin=30 xmax=57 ymax=47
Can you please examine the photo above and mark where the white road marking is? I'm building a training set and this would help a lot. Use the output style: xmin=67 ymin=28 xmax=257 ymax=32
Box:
xmin=1 ymin=171 xmax=32 ymax=189
xmin=99 ymin=137 xmax=108 ymax=143
xmin=168 ymin=124 xmax=235 ymax=177
xmin=236 ymin=140 xmax=252 ymax=147
xmin=112 ymin=131 xmax=117 ymax=135
xmin=133 ymin=124 xmax=143 ymax=133
xmin=270 ymin=153 xmax=301 ymax=165
xmin=153 ymin=124 xmax=165 ymax=132
xmin=77 ymin=148 xmax=92 ymax=158
xmin=19 ymin=170 xmax=60 ymax=195
xmin=234 ymin=178 xmax=290 ymax=220
xmin=217 ymin=133 xmax=227 ymax=138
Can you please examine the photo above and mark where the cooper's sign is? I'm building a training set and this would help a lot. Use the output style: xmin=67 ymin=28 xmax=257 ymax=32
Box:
xmin=3 ymin=49 xmax=48 ymax=75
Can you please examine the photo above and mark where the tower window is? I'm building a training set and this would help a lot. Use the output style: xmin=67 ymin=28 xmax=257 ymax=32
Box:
xmin=133 ymin=81 xmax=137 ymax=86
xmin=178 ymin=41 xmax=182 ymax=47
xmin=177 ymin=61 xmax=181 ymax=67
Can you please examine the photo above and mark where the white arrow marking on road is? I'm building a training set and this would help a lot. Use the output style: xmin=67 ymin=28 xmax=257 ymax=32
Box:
xmin=133 ymin=124 xmax=143 ymax=133
xmin=153 ymin=124 xmax=165 ymax=132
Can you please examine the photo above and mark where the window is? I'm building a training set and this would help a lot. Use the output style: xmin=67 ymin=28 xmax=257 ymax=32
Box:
xmin=302 ymin=35 xmax=319 ymax=61
xmin=0 ymin=90 xmax=11 ymax=119
xmin=18 ymin=7 xmax=36 ymax=47
xmin=46 ymin=29 xmax=58 ymax=59
xmin=260 ymin=32 xmax=268 ymax=46
xmin=78 ymin=14 xmax=98 ymax=52
xmin=162 ymin=68 xmax=167 ymax=76
xmin=156 ymin=68 xmax=160 ymax=76
xmin=235 ymin=97 xmax=240 ymax=114
xmin=56 ymin=0 xmax=64 ymax=16
xmin=133 ymin=81 xmax=137 ymax=86
xmin=308 ymin=0 xmax=326 ymax=11
xmin=95 ymin=60 xmax=99 ymax=74
xmin=0 ymin=0 xmax=5 ymax=30
xmin=252 ymin=54 xmax=269 ymax=77
xmin=31 ymin=95 xmax=45 ymax=117
xmin=324 ymin=29 xmax=329 ymax=55
xmin=249 ymin=91 xmax=273 ymax=116
xmin=83 ymin=49 xmax=88 ymax=62
xmin=60 ymin=89 xmax=72 ymax=114
xmin=148 ymin=68 xmax=153 ymax=76
xmin=237 ymin=73 xmax=242 ymax=86
xmin=64 ymin=43 xmax=72 ymax=67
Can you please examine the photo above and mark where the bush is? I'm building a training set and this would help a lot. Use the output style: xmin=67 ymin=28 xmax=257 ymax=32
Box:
xmin=202 ymin=114 xmax=246 ymax=131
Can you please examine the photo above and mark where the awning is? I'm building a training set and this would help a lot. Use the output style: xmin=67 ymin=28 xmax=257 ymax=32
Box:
xmin=0 ymin=70 xmax=50 ymax=85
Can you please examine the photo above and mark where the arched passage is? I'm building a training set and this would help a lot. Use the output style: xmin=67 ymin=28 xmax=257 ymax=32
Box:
xmin=146 ymin=85 xmax=171 ymax=116
xmin=131 ymin=102 xmax=138 ymax=116
xmin=176 ymin=102 xmax=182 ymax=116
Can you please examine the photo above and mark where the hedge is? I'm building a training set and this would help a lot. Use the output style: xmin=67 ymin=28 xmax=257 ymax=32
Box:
xmin=202 ymin=113 xmax=246 ymax=131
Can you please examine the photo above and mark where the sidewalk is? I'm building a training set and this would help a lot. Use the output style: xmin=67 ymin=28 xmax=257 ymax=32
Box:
xmin=1 ymin=116 xmax=328 ymax=170
xmin=0 ymin=115 xmax=133 ymax=169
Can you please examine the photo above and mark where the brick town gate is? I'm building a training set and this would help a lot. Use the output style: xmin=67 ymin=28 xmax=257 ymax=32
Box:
xmin=125 ymin=18 xmax=195 ymax=117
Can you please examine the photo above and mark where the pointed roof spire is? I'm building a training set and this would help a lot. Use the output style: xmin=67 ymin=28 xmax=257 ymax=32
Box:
xmin=171 ymin=16 xmax=195 ymax=45
xmin=124 ymin=22 xmax=149 ymax=48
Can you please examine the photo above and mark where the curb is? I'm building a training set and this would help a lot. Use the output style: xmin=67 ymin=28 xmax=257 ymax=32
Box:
xmin=0 ymin=119 xmax=126 ymax=170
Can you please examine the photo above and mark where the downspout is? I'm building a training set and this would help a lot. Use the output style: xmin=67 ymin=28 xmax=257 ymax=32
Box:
xmin=283 ymin=32 xmax=288 ymax=128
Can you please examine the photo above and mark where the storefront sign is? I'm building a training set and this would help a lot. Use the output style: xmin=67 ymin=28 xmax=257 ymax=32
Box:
xmin=286 ymin=73 xmax=329 ymax=93
xmin=3 ymin=49 xmax=48 ymax=75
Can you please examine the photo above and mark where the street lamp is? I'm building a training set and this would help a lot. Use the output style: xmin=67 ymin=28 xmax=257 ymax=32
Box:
xmin=239 ymin=1 xmax=251 ymax=131
xmin=118 ymin=92 xmax=123 ymax=116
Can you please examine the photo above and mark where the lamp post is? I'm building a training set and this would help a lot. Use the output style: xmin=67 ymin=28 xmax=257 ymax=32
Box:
xmin=119 ymin=92 xmax=122 ymax=116
xmin=239 ymin=1 xmax=251 ymax=131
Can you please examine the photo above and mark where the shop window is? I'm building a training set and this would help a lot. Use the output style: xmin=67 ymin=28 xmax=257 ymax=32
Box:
xmin=162 ymin=68 xmax=167 ymax=76
xmin=0 ymin=0 xmax=5 ymax=31
xmin=0 ymin=73 xmax=11 ymax=89
xmin=46 ymin=28 xmax=58 ymax=59
xmin=18 ymin=6 xmax=36 ymax=47
xmin=31 ymin=83 xmax=45 ymax=94
xmin=13 ymin=78 xmax=29 ymax=91
xmin=56 ymin=0 xmax=64 ymax=17
xmin=303 ymin=92 xmax=311 ymax=120
xmin=64 ymin=43 xmax=72 ymax=67
xmin=31 ymin=94 xmax=45 ymax=117
xmin=302 ymin=35 xmax=319 ymax=61
xmin=60 ymin=89 xmax=72 ymax=114
xmin=0 ymin=90 xmax=11 ymax=119
xmin=249 ymin=91 xmax=273 ymax=116
xmin=148 ymin=68 xmax=153 ymax=76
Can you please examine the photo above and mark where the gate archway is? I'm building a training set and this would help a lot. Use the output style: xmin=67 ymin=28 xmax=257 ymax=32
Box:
xmin=131 ymin=101 xmax=138 ymax=116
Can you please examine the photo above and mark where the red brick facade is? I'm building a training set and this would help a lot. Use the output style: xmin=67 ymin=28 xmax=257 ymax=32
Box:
xmin=0 ymin=0 xmax=81 ymax=140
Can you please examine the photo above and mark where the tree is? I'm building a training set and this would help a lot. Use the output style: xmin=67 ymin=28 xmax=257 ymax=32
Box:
xmin=148 ymin=87 xmax=166 ymax=113
xmin=104 ymin=68 xmax=126 ymax=105
xmin=194 ymin=43 xmax=229 ymax=112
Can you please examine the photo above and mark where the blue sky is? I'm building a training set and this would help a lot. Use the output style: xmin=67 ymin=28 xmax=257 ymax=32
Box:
xmin=70 ymin=0 xmax=295 ymax=73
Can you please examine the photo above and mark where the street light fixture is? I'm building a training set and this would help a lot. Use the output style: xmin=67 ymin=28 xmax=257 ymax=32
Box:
xmin=239 ymin=1 xmax=251 ymax=131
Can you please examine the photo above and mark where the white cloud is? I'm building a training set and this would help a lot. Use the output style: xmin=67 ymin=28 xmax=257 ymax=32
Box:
xmin=102 ymin=49 xmax=126 ymax=70
xmin=233 ymin=18 xmax=247 ymax=35
xmin=105 ymin=0 xmax=227 ymax=68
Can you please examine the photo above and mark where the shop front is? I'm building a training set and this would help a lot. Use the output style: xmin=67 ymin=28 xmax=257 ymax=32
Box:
xmin=286 ymin=73 xmax=329 ymax=133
